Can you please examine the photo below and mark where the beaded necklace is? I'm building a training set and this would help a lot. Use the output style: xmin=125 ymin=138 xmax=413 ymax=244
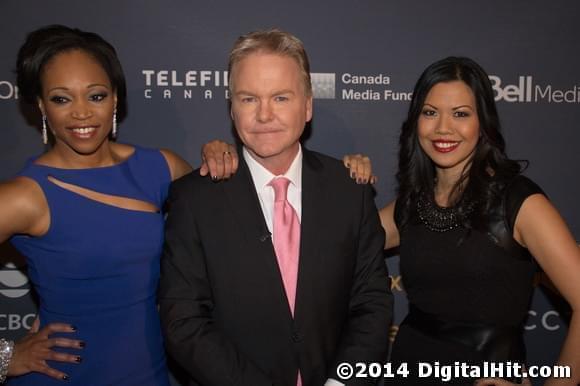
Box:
xmin=416 ymin=190 xmax=476 ymax=232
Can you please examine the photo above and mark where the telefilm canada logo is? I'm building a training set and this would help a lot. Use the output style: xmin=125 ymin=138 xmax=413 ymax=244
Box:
xmin=140 ymin=70 xmax=409 ymax=101
xmin=0 ymin=263 xmax=30 ymax=298
xmin=140 ymin=70 xmax=341 ymax=100
xmin=142 ymin=70 xmax=229 ymax=100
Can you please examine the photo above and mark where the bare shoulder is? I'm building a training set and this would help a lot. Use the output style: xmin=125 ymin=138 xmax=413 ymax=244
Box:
xmin=513 ymin=193 xmax=553 ymax=246
xmin=159 ymin=148 xmax=193 ymax=181
xmin=0 ymin=176 xmax=49 ymax=240
xmin=0 ymin=176 xmax=45 ymax=206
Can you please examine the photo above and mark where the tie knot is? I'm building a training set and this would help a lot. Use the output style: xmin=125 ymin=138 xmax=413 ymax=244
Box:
xmin=269 ymin=177 xmax=291 ymax=202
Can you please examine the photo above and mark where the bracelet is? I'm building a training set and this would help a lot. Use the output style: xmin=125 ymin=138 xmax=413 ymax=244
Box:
xmin=0 ymin=338 xmax=14 ymax=384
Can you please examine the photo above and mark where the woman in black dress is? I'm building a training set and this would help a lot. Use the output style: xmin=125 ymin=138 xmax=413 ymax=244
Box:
xmin=378 ymin=57 xmax=580 ymax=386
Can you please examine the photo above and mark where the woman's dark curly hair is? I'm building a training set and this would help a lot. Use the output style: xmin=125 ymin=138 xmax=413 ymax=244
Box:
xmin=396 ymin=56 xmax=524 ymax=231
xmin=16 ymin=24 xmax=127 ymax=121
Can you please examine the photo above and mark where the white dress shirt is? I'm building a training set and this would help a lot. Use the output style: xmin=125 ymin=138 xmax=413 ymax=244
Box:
xmin=243 ymin=146 xmax=302 ymax=239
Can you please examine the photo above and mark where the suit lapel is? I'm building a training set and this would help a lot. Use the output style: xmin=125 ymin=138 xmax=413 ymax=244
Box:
xmin=222 ymin=156 xmax=293 ymax=319
xmin=294 ymin=149 xmax=327 ymax=322
xmin=223 ymin=158 xmax=270 ymax=246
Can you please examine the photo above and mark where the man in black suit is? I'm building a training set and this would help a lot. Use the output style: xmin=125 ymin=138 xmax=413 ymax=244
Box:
xmin=159 ymin=29 xmax=392 ymax=386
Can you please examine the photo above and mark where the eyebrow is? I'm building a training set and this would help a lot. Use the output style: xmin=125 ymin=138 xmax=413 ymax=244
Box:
xmin=47 ymin=83 xmax=111 ymax=93
xmin=272 ymin=89 xmax=295 ymax=95
xmin=233 ymin=90 xmax=255 ymax=97
xmin=234 ymin=89 xmax=296 ymax=96
xmin=422 ymin=103 xmax=474 ymax=110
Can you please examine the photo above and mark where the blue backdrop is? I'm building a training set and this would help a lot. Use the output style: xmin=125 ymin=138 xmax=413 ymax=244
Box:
xmin=1 ymin=2 xmax=578 ymax=385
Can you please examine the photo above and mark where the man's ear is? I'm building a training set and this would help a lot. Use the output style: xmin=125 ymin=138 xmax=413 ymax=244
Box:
xmin=305 ymin=95 xmax=313 ymax=123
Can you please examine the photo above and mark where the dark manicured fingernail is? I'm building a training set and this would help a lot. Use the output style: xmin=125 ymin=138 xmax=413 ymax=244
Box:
xmin=350 ymin=171 xmax=355 ymax=178
xmin=70 ymin=325 xmax=77 ymax=331
xmin=62 ymin=375 xmax=70 ymax=381
xmin=211 ymin=175 xmax=218 ymax=181
xmin=345 ymin=162 xmax=350 ymax=167
xmin=75 ymin=356 xmax=82 ymax=363
xmin=357 ymin=178 xmax=362 ymax=184
xmin=79 ymin=341 xmax=85 ymax=348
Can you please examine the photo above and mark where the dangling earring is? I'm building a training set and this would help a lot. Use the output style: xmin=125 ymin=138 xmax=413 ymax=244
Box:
xmin=111 ymin=109 xmax=117 ymax=139
xmin=42 ymin=115 xmax=48 ymax=145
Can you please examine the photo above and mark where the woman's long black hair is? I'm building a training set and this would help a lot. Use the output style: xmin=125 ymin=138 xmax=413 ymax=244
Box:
xmin=396 ymin=56 xmax=524 ymax=231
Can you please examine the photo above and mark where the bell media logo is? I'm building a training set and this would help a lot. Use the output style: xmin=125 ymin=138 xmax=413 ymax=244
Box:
xmin=0 ymin=263 xmax=30 ymax=298
xmin=490 ymin=75 xmax=580 ymax=103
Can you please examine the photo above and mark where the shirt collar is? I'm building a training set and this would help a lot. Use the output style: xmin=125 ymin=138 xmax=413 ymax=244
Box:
xmin=243 ymin=145 xmax=303 ymax=191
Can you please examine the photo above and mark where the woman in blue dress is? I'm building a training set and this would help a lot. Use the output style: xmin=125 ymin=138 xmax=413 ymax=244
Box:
xmin=1 ymin=25 xmax=192 ymax=385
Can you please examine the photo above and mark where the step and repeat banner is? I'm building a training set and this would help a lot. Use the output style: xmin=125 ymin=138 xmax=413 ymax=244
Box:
xmin=1 ymin=1 xmax=578 ymax=385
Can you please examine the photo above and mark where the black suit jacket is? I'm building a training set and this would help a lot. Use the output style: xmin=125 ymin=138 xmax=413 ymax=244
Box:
xmin=159 ymin=148 xmax=393 ymax=386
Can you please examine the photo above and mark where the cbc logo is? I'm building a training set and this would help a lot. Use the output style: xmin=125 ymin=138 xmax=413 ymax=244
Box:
xmin=524 ymin=310 xmax=561 ymax=331
xmin=0 ymin=263 xmax=30 ymax=298
xmin=0 ymin=81 xmax=18 ymax=100
xmin=0 ymin=314 xmax=36 ymax=331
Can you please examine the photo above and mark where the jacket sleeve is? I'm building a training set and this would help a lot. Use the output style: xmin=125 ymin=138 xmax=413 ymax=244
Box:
xmin=158 ymin=179 xmax=274 ymax=386
xmin=329 ymin=183 xmax=394 ymax=386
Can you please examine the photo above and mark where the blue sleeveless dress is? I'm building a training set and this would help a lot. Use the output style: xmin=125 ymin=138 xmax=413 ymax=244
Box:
xmin=9 ymin=145 xmax=171 ymax=386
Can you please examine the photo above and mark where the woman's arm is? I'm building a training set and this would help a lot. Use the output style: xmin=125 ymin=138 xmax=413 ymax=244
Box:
xmin=514 ymin=194 xmax=580 ymax=386
xmin=380 ymin=201 xmax=399 ymax=250
xmin=0 ymin=178 xmax=85 ymax=381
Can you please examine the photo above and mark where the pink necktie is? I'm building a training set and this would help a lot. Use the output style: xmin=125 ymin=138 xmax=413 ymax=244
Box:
xmin=270 ymin=177 xmax=302 ymax=386
xmin=269 ymin=177 xmax=302 ymax=386
xmin=269 ymin=177 xmax=301 ymax=316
